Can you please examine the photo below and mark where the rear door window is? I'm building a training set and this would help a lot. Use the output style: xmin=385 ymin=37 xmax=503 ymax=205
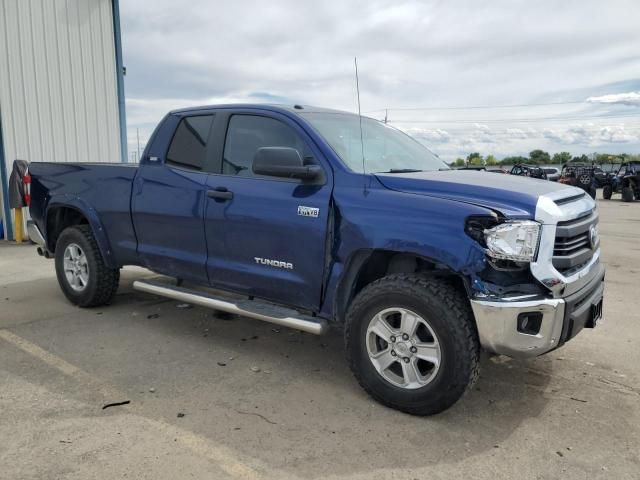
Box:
xmin=166 ymin=115 xmax=215 ymax=171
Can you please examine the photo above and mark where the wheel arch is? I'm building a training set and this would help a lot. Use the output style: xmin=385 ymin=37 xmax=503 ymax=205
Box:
xmin=333 ymin=249 xmax=471 ymax=324
xmin=45 ymin=198 xmax=115 ymax=268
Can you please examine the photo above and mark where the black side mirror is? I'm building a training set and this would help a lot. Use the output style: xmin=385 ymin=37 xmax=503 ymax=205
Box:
xmin=252 ymin=147 xmax=321 ymax=180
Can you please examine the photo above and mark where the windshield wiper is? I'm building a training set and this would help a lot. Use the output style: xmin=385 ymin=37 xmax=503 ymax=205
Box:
xmin=378 ymin=168 xmax=423 ymax=174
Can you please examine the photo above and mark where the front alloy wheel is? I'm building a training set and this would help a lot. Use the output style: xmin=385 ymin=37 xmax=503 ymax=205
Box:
xmin=366 ymin=307 xmax=441 ymax=389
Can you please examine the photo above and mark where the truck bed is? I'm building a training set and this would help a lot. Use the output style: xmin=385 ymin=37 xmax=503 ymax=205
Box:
xmin=29 ymin=162 xmax=139 ymax=265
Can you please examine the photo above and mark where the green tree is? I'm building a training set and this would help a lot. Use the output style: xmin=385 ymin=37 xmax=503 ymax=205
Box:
xmin=466 ymin=152 xmax=483 ymax=166
xmin=552 ymin=151 xmax=572 ymax=164
xmin=594 ymin=153 xmax=624 ymax=166
xmin=529 ymin=149 xmax=551 ymax=164
xmin=485 ymin=154 xmax=498 ymax=166
xmin=452 ymin=158 xmax=465 ymax=167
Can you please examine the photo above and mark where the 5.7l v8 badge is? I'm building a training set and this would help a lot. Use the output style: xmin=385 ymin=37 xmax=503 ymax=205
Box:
xmin=297 ymin=206 xmax=320 ymax=218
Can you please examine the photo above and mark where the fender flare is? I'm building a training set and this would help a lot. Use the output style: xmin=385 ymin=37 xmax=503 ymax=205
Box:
xmin=331 ymin=248 xmax=474 ymax=323
xmin=45 ymin=195 xmax=116 ymax=268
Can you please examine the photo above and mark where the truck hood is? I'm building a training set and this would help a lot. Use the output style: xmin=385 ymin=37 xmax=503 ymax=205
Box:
xmin=375 ymin=170 xmax=582 ymax=218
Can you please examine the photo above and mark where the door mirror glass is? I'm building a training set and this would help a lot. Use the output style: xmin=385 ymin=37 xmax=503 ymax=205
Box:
xmin=252 ymin=147 xmax=320 ymax=180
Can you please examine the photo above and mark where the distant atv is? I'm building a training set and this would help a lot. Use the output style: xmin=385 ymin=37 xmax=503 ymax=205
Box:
xmin=558 ymin=163 xmax=597 ymax=198
xmin=602 ymin=161 xmax=640 ymax=202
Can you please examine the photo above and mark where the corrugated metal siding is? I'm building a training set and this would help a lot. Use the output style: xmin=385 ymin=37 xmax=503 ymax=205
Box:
xmin=0 ymin=0 xmax=122 ymax=238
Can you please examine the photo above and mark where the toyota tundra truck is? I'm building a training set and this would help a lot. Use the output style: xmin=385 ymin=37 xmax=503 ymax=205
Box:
xmin=26 ymin=104 xmax=605 ymax=415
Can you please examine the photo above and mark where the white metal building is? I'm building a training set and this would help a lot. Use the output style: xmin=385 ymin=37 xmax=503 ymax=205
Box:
xmin=0 ymin=0 xmax=127 ymax=241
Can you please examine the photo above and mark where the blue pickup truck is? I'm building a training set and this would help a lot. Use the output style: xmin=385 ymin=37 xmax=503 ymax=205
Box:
xmin=27 ymin=104 xmax=605 ymax=415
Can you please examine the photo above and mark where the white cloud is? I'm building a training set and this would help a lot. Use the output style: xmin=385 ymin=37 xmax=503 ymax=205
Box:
xmin=504 ymin=128 xmax=538 ymax=139
xmin=586 ymin=91 xmax=640 ymax=106
xmin=542 ymin=124 xmax=639 ymax=146
xmin=407 ymin=128 xmax=451 ymax=143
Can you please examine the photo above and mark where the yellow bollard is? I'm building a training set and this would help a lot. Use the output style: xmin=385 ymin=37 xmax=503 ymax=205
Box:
xmin=14 ymin=207 xmax=23 ymax=243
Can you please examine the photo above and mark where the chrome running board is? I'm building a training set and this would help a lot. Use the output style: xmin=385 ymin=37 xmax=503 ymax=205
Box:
xmin=133 ymin=279 xmax=328 ymax=335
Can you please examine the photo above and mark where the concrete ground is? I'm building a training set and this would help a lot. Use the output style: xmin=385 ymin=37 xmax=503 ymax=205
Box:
xmin=1 ymin=194 xmax=639 ymax=480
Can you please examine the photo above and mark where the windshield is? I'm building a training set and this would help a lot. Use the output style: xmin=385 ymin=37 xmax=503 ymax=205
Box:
xmin=301 ymin=112 xmax=449 ymax=173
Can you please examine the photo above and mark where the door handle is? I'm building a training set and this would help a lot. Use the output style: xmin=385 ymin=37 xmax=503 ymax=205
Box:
xmin=207 ymin=187 xmax=233 ymax=201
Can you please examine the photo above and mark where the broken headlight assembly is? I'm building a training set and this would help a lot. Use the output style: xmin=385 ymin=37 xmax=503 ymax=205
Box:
xmin=466 ymin=216 xmax=541 ymax=265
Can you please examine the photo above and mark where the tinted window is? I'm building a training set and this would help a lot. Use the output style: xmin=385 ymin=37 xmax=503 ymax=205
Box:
xmin=166 ymin=115 xmax=214 ymax=171
xmin=222 ymin=115 xmax=310 ymax=176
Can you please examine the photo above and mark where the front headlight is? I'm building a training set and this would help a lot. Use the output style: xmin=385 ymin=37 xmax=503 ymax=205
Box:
xmin=484 ymin=221 xmax=541 ymax=262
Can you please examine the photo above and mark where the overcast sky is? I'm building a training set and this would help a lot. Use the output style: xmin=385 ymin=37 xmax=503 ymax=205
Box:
xmin=120 ymin=0 xmax=640 ymax=162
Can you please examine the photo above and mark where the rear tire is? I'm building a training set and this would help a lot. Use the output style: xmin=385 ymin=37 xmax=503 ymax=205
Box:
xmin=345 ymin=274 xmax=479 ymax=416
xmin=602 ymin=184 xmax=612 ymax=200
xmin=55 ymin=225 xmax=120 ymax=307
xmin=622 ymin=187 xmax=634 ymax=202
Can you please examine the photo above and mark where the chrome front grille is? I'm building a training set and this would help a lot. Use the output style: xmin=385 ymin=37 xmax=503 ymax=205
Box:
xmin=552 ymin=210 xmax=598 ymax=274
xmin=532 ymin=189 xmax=600 ymax=297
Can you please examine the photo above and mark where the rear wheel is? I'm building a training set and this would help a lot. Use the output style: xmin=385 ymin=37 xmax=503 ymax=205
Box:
xmin=345 ymin=274 xmax=479 ymax=416
xmin=622 ymin=187 xmax=634 ymax=202
xmin=602 ymin=184 xmax=613 ymax=200
xmin=55 ymin=225 xmax=120 ymax=307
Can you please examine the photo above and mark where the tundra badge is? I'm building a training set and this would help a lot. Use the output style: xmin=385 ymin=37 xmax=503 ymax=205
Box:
xmin=254 ymin=257 xmax=294 ymax=270
xmin=297 ymin=206 xmax=319 ymax=218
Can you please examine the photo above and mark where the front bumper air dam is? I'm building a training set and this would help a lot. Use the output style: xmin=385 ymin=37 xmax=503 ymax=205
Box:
xmin=470 ymin=265 xmax=605 ymax=358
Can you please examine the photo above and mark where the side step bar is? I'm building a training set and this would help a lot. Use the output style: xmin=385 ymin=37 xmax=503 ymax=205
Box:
xmin=133 ymin=279 xmax=328 ymax=335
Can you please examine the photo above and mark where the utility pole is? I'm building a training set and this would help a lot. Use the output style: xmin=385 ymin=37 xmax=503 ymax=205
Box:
xmin=384 ymin=109 xmax=388 ymax=124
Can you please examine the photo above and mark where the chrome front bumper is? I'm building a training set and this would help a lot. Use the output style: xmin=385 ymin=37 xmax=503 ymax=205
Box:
xmin=471 ymin=263 xmax=605 ymax=358
xmin=471 ymin=296 xmax=565 ymax=358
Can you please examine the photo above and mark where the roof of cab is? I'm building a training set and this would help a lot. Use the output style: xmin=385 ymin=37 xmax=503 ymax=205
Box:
xmin=168 ymin=103 xmax=358 ymax=117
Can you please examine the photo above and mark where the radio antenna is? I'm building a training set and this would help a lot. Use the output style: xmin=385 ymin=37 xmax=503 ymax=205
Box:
xmin=354 ymin=57 xmax=366 ymax=184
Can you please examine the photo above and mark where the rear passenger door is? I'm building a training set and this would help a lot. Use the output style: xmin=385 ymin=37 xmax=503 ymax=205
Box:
xmin=132 ymin=113 xmax=216 ymax=283
xmin=204 ymin=110 xmax=333 ymax=311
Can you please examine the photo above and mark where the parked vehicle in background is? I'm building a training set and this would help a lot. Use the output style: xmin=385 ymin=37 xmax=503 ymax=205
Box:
xmin=509 ymin=164 xmax=548 ymax=180
xmin=25 ymin=104 xmax=605 ymax=415
xmin=558 ymin=163 xmax=597 ymax=198
xmin=593 ymin=166 xmax=610 ymax=187
xmin=543 ymin=167 xmax=560 ymax=182
xmin=602 ymin=161 xmax=640 ymax=202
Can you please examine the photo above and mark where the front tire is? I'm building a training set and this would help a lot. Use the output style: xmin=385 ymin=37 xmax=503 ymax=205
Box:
xmin=588 ymin=186 xmax=597 ymax=199
xmin=622 ymin=187 xmax=634 ymax=202
xmin=55 ymin=225 xmax=120 ymax=307
xmin=602 ymin=184 xmax=612 ymax=200
xmin=345 ymin=274 xmax=479 ymax=416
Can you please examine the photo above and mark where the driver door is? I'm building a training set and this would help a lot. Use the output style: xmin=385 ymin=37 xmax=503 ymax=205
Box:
xmin=203 ymin=111 xmax=333 ymax=310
